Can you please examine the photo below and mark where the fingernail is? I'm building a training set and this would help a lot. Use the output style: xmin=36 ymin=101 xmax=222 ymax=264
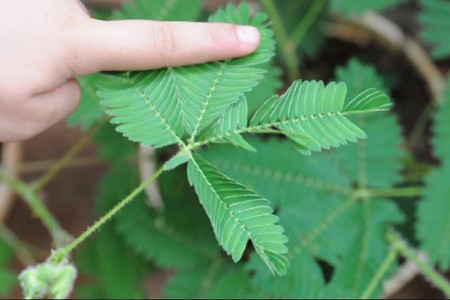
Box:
xmin=237 ymin=26 xmax=260 ymax=45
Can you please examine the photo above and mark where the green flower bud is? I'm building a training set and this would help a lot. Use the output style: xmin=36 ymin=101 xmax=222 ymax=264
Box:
xmin=19 ymin=259 xmax=77 ymax=299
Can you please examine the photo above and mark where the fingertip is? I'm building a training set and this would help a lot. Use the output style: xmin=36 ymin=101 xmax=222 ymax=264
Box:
xmin=236 ymin=26 xmax=261 ymax=47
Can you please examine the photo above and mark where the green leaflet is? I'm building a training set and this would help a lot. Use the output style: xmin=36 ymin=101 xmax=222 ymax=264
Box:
xmin=97 ymin=3 xmax=275 ymax=149
xmin=187 ymin=154 xmax=290 ymax=276
xmin=249 ymin=80 xmax=390 ymax=154
xmin=200 ymin=97 xmax=256 ymax=152
xmin=330 ymin=0 xmax=408 ymax=17
xmin=333 ymin=59 xmax=404 ymax=188
xmin=419 ymin=0 xmax=450 ymax=59
xmin=417 ymin=77 xmax=450 ymax=270
xmin=112 ymin=0 xmax=203 ymax=21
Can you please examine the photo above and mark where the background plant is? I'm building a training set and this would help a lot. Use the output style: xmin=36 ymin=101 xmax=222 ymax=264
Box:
xmin=1 ymin=0 xmax=450 ymax=299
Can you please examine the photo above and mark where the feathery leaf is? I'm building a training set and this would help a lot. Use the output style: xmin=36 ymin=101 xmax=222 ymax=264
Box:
xmin=419 ymin=0 xmax=450 ymax=59
xmin=187 ymin=154 xmax=290 ymax=276
xmin=417 ymin=77 xmax=450 ymax=270
xmin=97 ymin=3 xmax=275 ymax=150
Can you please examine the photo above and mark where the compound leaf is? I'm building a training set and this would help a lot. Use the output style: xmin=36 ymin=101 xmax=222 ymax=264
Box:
xmin=187 ymin=154 xmax=290 ymax=276
xmin=97 ymin=3 xmax=275 ymax=148
xmin=417 ymin=77 xmax=450 ymax=270
xmin=250 ymin=80 xmax=391 ymax=155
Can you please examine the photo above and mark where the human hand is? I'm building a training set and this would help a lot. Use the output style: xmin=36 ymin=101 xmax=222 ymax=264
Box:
xmin=0 ymin=0 xmax=261 ymax=141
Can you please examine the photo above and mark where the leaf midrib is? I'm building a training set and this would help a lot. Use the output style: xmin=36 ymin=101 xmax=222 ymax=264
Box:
xmin=189 ymin=109 xmax=381 ymax=150
xmin=190 ymin=157 xmax=261 ymax=255
xmin=132 ymin=78 xmax=186 ymax=148
xmin=189 ymin=63 xmax=228 ymax=141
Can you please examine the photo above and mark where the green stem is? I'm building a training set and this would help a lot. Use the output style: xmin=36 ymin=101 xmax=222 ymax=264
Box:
xmin=33 ymin=118 xmax=106 ymax=191
xmin=360 ymin=247 xmax=398 ymax=299
xmin=0 ymin=172 xmax=70 ymax=247
xmin=51 ymin=166 xmax=165 ymax=264
xmin=357 ymin=187 xmax=423 ymax=199
xmin=290 ymin=0 xmax=327 ymax=47
xmin=387 ymin=229 xmax=450 ymax=297
xmin=261 ymin=0 xmax=300 ymax=81
xmin=188 ymin=109 xmax=385 ymax=152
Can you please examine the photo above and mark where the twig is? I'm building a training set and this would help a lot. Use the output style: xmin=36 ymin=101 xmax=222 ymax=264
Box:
xmin=33 ymin=118 xmax=107 ymax=191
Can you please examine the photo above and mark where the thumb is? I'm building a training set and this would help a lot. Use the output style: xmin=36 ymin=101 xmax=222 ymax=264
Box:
xmin=71 ymin=19 xmax=261 ymax=76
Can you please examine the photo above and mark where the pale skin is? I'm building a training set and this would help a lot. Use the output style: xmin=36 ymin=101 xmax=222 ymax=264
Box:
xmin=0 ymin=0 xmax=261 ymax=142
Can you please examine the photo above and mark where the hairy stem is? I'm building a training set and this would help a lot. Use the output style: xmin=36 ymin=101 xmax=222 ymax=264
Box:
xmin=360 ymin=247 xmax=398 ymax=299
xmin=261 ymin=0 xmax=299 ymax=81
xmin=290 ymin=0 xmax=326 ymax=47
xmin=387 ymin=229 xmax=450 ymax=297
xmin=33 ymin=118 xmax=106 ymax=191
xmin=0 ymin=172 xmax=70 ymax=247
xmin=51 ymin=166 xmax=165 ymax=264
xmin=187 ymin=108 xmax=390 ymax=152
